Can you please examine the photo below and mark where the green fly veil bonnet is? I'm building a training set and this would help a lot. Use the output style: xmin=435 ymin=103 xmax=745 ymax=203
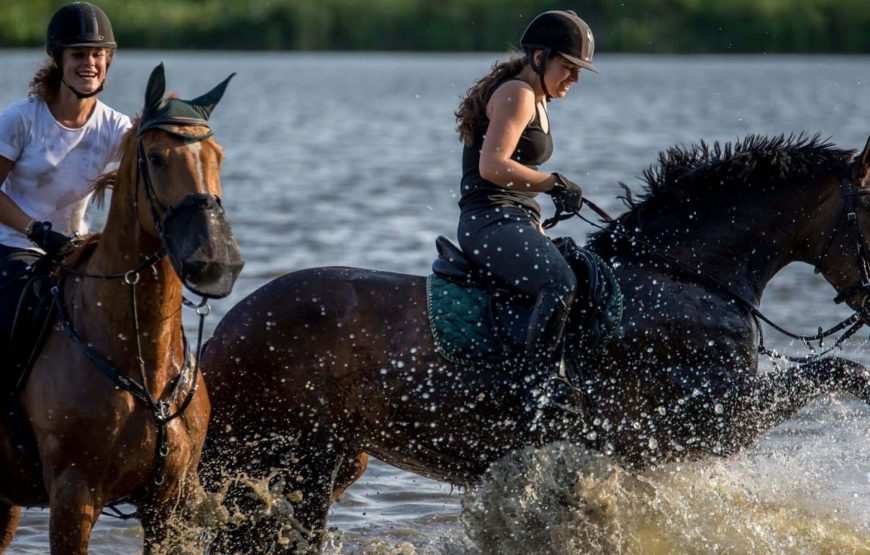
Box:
xmin=138 ymin=63 xmax=235 ymax=141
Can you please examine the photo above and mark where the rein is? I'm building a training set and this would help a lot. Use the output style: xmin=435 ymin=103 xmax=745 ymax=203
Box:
xmin=552 ymin=163 xmax=870 ymax=363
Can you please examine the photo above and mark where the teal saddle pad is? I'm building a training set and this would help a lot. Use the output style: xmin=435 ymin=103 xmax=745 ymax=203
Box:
xmin=426 ymin=248 xmax=623 ymax=367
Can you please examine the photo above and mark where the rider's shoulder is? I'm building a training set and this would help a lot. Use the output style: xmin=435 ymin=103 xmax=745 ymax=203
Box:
xmin=488 ymin=80 xmax=536 ymax=115
xmin=0 ymin=97 xmax=39 ymax=136
xmin=1 ymin=96 xmax=40 ymax=119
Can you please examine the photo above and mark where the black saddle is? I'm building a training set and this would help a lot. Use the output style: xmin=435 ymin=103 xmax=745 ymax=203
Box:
xmin=432 ymin=235 xmax=481 ymax=284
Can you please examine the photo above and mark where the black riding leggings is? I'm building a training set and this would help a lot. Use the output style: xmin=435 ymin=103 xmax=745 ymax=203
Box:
xmin=0 ymin=245 xmax=37 ymax=360
xmin=458 ymin=206 xmax=577 ymax=357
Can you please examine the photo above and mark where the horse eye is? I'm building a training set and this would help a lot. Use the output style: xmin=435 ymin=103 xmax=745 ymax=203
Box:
xmin=147 ymin=152 xmax=164 ymax=168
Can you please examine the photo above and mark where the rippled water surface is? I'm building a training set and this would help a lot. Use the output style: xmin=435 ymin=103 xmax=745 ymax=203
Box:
xmin=4 ymin=50 xmax=870 ymax=553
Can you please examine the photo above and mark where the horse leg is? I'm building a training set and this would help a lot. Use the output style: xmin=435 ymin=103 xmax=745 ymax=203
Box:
xmin=694 ymin=356 xmax=870 ymax=455
xmin=47 ymin=470 xmax=101 ymax=554
xmin=285 ymin=436 xmax=346 ymax=553
xmin=140 ymin=503 xmax=171 ymax=555
xmin=0 ymin=503 xmax=20 ymax=552
xmin=139 ymin=479 xmax=195 ymax=555
xmin=332 ymin=451 xmax=368 ymax=500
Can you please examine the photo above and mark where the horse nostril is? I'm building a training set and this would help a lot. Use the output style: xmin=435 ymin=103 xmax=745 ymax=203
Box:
xmin=184 ymin=259 xmax=210 ymax=278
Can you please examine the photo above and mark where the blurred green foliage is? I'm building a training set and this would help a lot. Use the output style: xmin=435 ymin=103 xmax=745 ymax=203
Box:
xmin=3 ymin=0 xmax=870 ymax=53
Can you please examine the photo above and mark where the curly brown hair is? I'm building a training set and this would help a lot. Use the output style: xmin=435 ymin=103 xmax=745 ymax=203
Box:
xmin=455 ymin=53 xmax=528 ymax=146
xmin=28 ymin=58 xmax=62 ymax=104
xmin=28 ymin=49 xmax=114 ymax=104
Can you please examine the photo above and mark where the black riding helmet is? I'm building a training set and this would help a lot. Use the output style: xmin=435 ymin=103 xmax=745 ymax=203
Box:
xmin=46 ymin=2 xmax=116 ymax=99
xmin=520 ymin=10 xmax=598 ymax=99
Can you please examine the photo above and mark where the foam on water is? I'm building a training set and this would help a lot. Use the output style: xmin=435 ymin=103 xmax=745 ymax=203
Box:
xmin=459 ymin=435 xmax=870 ymax=555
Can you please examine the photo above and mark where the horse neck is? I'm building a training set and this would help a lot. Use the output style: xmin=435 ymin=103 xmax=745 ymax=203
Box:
xmin=630 ymin=179 xmax=838 ymax=305
xmin=79 ymin=176 xmax=185 ymax=382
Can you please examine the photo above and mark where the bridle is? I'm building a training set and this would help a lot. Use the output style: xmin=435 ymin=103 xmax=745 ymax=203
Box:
xmin=818 ymin=162 xmax=870 ymax=306
xmin=548 ymin=158 xmax=870 ymax=363
xmin=136 ymin=126 xmax=223 ymax=239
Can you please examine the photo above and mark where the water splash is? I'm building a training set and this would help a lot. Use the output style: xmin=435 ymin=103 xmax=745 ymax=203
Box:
xmin=144 ymin=469 xmax=310 ymax=554
xmin=460 ymin=441 xmax=870 ymax=555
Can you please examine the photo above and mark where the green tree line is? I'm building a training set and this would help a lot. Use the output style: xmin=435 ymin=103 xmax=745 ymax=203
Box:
xmin=3 ymin=0 xmax=870 ymax=53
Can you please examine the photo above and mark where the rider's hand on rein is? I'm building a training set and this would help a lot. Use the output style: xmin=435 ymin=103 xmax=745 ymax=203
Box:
xmin=549 ymin=173 xmax=584 ymax=213
xmin=27 ymin=220 xmax=75 ymax=258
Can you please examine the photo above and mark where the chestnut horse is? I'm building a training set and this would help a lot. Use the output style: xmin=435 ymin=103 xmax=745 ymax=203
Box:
xmin=0 ymin=64 xmax=242 ymax=553
xmin=201 ymin=135 xmax=870 ymax=552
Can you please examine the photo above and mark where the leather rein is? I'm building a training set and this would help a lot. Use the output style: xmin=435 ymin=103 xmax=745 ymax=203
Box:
xmin=546 ymin=161 xmax=870 ymax=363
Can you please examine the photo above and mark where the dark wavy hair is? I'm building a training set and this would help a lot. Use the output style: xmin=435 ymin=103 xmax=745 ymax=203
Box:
xmin=455 ymin=52 xmax=528 ymax=146
xmin=28 ymin=49 xmax=114 ymax=104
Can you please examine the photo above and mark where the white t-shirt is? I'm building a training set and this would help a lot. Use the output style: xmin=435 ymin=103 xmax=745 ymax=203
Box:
xmin=0 ymin=96 xmax=131 ymax=249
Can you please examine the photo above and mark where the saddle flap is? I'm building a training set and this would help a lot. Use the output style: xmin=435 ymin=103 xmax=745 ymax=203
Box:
xmin=432 ymin=235 xmax=476 ymax=283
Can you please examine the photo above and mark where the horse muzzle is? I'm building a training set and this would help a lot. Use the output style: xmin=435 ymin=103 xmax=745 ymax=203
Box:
xmin=161 ymin=194 xmax=244 ymax=298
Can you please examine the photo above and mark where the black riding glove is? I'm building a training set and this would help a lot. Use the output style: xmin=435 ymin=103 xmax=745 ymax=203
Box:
xmin=548 ymin=173 xmax=584 ymax=213
xmin=27 ymin=221 xmax=74 ymax=257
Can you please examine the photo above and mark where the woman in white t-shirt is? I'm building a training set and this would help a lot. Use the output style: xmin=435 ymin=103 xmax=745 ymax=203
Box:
xmin=0 ymin=2 xmax=130 ymax=366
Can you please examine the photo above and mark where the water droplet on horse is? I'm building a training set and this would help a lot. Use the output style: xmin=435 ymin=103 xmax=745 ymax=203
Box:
xmin=648 ymin=438 xmax=659 ymax=450
xmin=714 ymin=403 xmax=724 ymax=414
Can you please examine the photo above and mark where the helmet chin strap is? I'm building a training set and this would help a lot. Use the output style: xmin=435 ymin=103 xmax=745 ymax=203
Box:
xmin=61 ymin=78 xmax=104 ymax=99
xmin=530 ymin=48 xmax=553 ymax=101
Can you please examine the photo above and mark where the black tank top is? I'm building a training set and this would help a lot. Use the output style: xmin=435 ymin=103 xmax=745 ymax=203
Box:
xmin=459 ymin=78 xmax=554 ymax=218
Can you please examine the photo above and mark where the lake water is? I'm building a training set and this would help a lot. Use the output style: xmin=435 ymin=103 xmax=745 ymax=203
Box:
xmin=4 ymin=50 xmax=870 ymax=553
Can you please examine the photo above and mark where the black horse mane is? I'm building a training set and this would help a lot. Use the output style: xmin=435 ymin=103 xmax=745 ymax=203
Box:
xmin=589 ymin=133 xmax=853 ymax=249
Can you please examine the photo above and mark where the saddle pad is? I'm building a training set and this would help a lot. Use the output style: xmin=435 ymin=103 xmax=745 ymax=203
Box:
xmin=427 ymin=274 xmax=502 ymax=365
xmin=426 ymin=248 xmax=624 ymax=367
xmin=568 ymin=248 xmax=624 ymax=352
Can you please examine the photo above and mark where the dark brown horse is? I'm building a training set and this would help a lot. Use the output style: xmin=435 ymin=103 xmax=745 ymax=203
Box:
xmin=200 ymin=135 xmax=870 ymax=552
xmin=0 ymin=64 xmax=242 ymax=553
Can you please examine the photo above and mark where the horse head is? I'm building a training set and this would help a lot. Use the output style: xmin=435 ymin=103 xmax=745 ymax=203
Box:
xmin=135 ymin=63 xmax=243 ymax=298
xmin=803 ymin=136 xmax=870 ymax=320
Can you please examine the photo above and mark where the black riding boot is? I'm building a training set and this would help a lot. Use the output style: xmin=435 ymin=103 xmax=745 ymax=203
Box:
xmin=523 ymin=286 xmax=574 ymax=417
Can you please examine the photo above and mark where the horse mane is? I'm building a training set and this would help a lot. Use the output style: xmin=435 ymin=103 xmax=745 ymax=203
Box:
xmin=91 ymin=117 xmax=142 ymax=209
xmin=589 ymin=133 xmax=854 ymax=249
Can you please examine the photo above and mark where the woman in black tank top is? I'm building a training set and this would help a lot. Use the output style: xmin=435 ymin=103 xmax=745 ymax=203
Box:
xmin=454 ymin=10 xmax=599 ymax=388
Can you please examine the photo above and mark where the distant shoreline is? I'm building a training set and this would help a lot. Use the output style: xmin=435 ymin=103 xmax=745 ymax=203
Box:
xmin=3 ymin=1 xmax=870 ymax=54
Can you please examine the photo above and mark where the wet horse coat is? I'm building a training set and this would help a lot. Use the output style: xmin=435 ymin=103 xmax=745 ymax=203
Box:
xmin=0 ymin=65 xmax=242 ymax=554
xmin=201 ymin=135 xmax=870 ymax=552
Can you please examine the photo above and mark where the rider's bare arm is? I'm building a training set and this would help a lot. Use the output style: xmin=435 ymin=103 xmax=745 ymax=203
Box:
xmin=479 ymin=81 xmax=558 ymax=193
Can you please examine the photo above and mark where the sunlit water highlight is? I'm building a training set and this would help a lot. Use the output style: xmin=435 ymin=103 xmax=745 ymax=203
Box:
xmin=2 ymin=50 xmax=870 ymax=553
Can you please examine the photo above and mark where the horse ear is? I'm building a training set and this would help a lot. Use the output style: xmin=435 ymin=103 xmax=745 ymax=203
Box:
xmin=858 ymin=136 xmax=870 ymax=188
xmin=144 ymin=63 xmax=166 ymax=113
xmin=189 ymin=73 xmax=236 ymax=121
